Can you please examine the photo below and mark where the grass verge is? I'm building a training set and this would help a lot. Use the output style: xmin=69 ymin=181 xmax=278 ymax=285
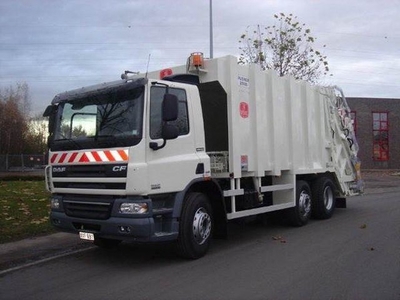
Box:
xmin=0 ymin=180 xmax=55 ymax=244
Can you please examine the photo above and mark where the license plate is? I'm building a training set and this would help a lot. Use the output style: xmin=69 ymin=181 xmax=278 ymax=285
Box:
xmin=79 ymin=232 xmax=95 ymax=241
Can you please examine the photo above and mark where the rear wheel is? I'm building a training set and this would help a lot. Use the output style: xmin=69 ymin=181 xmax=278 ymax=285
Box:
xmin=287 ymin=180 xmax=312 ymax=226
xmin=312 ymin=177 xmax=336 ymax=219
xmin=177 ymin=192 xmax=213 ymax=259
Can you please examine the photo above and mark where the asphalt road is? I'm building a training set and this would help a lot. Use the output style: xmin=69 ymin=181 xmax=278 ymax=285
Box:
xmin=1 ymin=189 xmax=399 ymax=300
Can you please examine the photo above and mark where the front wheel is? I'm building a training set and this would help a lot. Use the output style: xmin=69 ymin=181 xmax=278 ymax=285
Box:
xmin=287 ymin=180 xmax=312 ymax=227
xmin=177 ymin=192 xmax=213 ymax=259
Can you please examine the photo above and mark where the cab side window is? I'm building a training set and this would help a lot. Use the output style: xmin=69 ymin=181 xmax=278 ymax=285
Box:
xmin=150 ymin=86 xmax=189 ymax=139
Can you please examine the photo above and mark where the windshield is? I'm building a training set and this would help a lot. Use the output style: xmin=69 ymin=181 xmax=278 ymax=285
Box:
xmin=50 ymin=86 xmax=144 ymax=151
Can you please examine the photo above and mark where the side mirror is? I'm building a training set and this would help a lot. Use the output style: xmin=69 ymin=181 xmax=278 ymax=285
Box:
xmin=43 ymin=105 xmax=57 ymax=148
xmin=162 ymin=94 xmax=178 ymax=121
xmin=43 ymin=105 xmax=57 ymax=130
xmin=162 ymin=124 xmax=179 ymax=140
xmin=150 ymin=124 xmax=179 ymax=150
xmin=43 ymin=105 xmax=57 ymax=117
xmin=150 ymin=95 xmax=179 ymax=151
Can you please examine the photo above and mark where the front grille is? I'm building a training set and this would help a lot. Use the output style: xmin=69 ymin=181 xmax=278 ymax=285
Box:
xmin=52 ymin=164 xmax=128 ymax=178
xmin=54 ymin=182 xmax=126 ymax=190
xmin=72 ymin=223 xmax=101 ymax=232
xmin=52 ymin=164 xmax=127 ymax=190
xmin=63 ymin=195 xmax=114 ymax=220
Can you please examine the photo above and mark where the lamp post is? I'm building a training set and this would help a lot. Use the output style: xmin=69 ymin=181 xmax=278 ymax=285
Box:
xmin=210 ymin=0 xmax=213 ymax=58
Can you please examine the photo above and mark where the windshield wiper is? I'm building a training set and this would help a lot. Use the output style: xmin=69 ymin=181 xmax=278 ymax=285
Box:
xmin=93 ymin=135 xmax=118 ymax=147
xmin=94 ymin=134 xmax=117 ymax=139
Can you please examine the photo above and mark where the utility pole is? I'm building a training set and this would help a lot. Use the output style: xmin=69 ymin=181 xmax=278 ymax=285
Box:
xmin=209 ymin=0 xmax=214 ymax=58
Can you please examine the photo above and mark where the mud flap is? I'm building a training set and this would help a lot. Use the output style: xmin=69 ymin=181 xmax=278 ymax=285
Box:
xmin=336 ymin=197 xmax=347 ymax=208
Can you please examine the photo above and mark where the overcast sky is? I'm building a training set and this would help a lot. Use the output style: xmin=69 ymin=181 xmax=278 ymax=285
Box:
xmin=1 ymin=0 xmax=399 ymax=115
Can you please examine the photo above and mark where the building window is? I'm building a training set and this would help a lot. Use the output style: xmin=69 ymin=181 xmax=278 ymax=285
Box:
xmin=372 ymin=112 xmax=389 ymax=161
xmin=350 ymin=111 xmax=357 ymax=136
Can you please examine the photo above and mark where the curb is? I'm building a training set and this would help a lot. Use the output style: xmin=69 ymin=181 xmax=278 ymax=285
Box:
xmin=0 ymin=232 xmax=93 ymax=273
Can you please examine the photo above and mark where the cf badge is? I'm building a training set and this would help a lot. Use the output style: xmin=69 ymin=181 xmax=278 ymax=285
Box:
xmin=112 ymin=165 xmax=127 ymax=172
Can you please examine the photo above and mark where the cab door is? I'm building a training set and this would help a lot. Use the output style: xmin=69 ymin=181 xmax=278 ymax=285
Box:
xmin=146 ymin=83 xmax=200 ymax=194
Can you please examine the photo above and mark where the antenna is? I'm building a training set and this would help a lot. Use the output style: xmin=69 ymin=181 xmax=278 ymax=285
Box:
xmin=145 ymin=54 xmax=151 ymax=78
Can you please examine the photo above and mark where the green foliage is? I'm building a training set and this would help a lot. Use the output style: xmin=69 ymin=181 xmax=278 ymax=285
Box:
xmin=0 ymin=180 xmax=53 ymax=243
xmin=239 ymin=13 xmax=331 ymax=83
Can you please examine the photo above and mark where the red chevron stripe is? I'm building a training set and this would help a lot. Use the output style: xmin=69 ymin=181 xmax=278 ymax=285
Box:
xmin=91 ymin=151 xmax=102 ymax=162
xmin=59 ymin=152 xmax=68 ymax=163
xmin=50 ymin=154 xmax=58 ymax=164
xmin=79 ymin=153 xmax=89 ymax=162
xmin=68 ymin=152 xmax=78 ymax=163
xmin=104 ymin=151 xmax=115 ymax=162
xmin=118 ymin=149 xmax=129 ymax=161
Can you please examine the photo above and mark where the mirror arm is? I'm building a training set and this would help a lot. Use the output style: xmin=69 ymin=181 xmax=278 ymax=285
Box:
xmin=149 ymin=139 xmax=167 ymax=151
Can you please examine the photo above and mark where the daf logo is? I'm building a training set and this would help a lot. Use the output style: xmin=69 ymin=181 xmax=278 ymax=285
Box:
xmin=112 ymin=166 xmax=127 ymax=172
xmin=53 ymin=167 xmax=66 ymax=173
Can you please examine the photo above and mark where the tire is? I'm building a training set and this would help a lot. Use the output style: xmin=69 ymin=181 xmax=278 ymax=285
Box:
xmin=93 ymin=237 xmax=122 ymax=249
xmin=287 ymin=180 xmax=312 ymax=227
xmin=311 ymin=177 xmax=336 ymax=219
xmin=177 ymin=192 xmax=213 ymax=259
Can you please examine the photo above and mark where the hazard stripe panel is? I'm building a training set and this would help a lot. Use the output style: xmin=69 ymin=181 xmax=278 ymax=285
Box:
xmin=50 ymin=149 xmax=129 ymax=164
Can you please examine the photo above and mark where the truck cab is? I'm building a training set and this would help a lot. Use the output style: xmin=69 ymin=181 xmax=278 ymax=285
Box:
xmin=44 ymin=74 xmax=218 ymax=257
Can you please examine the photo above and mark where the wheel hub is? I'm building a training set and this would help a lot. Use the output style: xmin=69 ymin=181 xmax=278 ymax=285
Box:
xmin=299 ymin=190 xmax=311 ymax=217
xmin=323 ymin=186 xmax=334 ymax=210
xmin=192 ymin=207 xmax=211 ymax=245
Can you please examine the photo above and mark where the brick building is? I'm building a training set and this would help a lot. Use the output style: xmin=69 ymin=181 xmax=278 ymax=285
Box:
xmin=346 ymin=97 xmax=400 ymax=169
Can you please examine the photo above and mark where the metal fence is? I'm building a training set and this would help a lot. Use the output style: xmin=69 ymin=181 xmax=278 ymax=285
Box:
xmin=0 ymin=154 xmax=47 ymax=172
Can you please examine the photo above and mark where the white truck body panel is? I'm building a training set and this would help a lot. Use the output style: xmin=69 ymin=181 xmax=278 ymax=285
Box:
xmin=145 ymin=55 xmax=359 ymax=197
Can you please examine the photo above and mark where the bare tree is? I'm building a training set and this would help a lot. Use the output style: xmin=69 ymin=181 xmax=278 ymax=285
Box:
xmin=239 ymin=13 xmax=330 ymax=83
xmin=60 ymin=123 xmax=88 ymax=138
xmin=24 ymin=114 xmax=49 ymax=154
xmin=0 ymin=82 xmax=31 ymax=154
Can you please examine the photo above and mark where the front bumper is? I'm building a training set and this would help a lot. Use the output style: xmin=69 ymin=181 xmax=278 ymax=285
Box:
xmin=51 ymin=211 xmax=179 ymax=242
xmin=50 ymin=196 xmax=179 ymax=242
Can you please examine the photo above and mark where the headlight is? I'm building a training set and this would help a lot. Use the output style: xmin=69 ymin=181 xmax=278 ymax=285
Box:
xmin=50 ymin=198 xmax=60 ymax=209
xmin=119 ymin=202 xmax=148 ymax=214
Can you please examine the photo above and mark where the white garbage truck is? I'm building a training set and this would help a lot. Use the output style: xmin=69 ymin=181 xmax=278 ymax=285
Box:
xmin=43 ymin=53 xmax=362 ymax=259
